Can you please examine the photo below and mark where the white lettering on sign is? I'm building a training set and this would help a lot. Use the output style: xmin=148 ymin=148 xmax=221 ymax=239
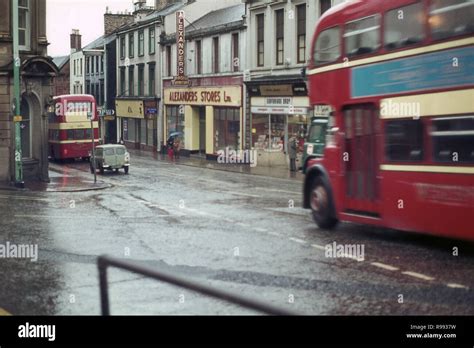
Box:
xmin=314 ymin=104 xmax=333 ymax=117
xmin=176 ymin=11 xmax=186 ymax=77
xmin=265 ymin=97 xmax=292 ymax=106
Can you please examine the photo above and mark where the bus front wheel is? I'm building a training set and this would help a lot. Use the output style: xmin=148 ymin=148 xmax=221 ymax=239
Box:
xmin=309 ymin=176 xmax=338 ymax=229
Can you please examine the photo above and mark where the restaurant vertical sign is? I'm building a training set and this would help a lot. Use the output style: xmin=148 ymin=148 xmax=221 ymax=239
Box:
xmin=174 ymin=10 xmax=189 ymax=86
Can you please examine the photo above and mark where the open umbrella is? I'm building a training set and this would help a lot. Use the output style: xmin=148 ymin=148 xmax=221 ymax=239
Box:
xmin=169 ymin=131 xmax=183 ymax=138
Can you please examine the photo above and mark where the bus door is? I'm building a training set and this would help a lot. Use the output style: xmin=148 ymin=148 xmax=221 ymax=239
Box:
xmin=342 ymin=104 xmax=379 ymax=216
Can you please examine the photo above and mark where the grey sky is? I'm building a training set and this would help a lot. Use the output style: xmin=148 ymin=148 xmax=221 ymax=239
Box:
xmin=47 ymin=0 xmax=154 ymax=57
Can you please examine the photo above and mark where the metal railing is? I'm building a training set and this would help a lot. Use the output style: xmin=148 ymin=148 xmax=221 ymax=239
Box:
xmin=98 ymin=255 xmax=298 ymax=316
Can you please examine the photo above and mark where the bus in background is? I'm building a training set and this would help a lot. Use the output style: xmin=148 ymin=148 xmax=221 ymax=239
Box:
xmin=303 ymin=0 xmax=474 ymax=241
xmin=49 ymin=94 xmax=99 ymax=161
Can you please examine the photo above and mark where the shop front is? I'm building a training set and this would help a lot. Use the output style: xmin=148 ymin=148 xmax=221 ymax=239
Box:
xmin=116 ymin=98 xmax=158 ymax=151
xmin=163 ymin=83 xmax=242 ymax=158
xmin=247 ymin=83 xmax=310 ymax=167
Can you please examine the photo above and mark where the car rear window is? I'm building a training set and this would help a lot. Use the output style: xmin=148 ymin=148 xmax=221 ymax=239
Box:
xmin=105 ymin=149 xmax=115 ymax=156
xmin=116 ymin=148 xmax=126 ymax=155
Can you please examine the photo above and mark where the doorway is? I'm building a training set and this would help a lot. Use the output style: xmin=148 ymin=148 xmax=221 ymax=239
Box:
xmin=343 ymin=104 xmax=379 ymax=216
xmin=199 ymin=107 xmax=206 ymax=154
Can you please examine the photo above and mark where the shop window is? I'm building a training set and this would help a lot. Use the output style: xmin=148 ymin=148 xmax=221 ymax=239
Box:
xmin=214 ymin=108 xmax=240 ymax=152
xmin=140 ymin=119 xmax=147 ymax=145
xmin=385 ymin=2 xmax=425 ymax=51
xmin=430 ymin=0 xmax=474 ymax=41
xmin=385 ymin=120 xmax=423 ymax=161
xmin=251 ymin=114 xmax=285 ymax=152
xmin=126 ymin=118 xmax=136 ymax=142
xmin=167 ymin=106 xmax=185 ymax=142
xmin=313 ymin=26 xmax=340 ymax=66
xmin=432 ymin=116 xmax=474 ymax=163
xmin=344 ymin=15 xmax=380 ymax=57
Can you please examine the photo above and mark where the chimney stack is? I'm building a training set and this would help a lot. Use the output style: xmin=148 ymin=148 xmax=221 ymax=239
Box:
xmin=104 ymin=12 xmax=134 ymax=36
xmin=70 ymin=29 xmax=82 ymax=53
xmin=155 ymin=0 xmax=182 ymax=11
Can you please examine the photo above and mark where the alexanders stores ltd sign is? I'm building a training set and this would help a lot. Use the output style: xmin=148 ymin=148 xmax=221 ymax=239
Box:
xmin=165 ymin=87 xmax=242 ymax=107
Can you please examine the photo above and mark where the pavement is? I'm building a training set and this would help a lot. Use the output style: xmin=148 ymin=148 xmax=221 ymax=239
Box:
xmin=0 ymin=150 xmax=303 ymax=193
xmin=128 ymin=148 xmax=305 ymax=182
xmin=0 ymin=165 xmax=112 ymax=193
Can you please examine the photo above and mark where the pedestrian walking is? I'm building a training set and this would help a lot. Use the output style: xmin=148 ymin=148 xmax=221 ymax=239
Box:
xmin=289 ymin=134 xmax=297 ymax=172
xmin=173 ymin=137 xmax=181 ymax=160
xmin=167 ymin=136 xmax=175 ymax=161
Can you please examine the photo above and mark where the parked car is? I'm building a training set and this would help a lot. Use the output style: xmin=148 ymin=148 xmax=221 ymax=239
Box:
xmin=90 ymin=144 xmax=130 ymax=174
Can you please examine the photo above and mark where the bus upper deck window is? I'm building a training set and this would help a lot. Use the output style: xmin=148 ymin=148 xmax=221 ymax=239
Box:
xmin=313 ymin=26 xmax=340 ymax=66
xmin=430 ymin=0 xmax=474 ymax=40
xmin=344 ymin=15 xmax=380 ymax=58
xmin=384 ymin=2 xmax=425 ymax=50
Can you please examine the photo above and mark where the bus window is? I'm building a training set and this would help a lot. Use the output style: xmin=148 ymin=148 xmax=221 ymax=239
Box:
xmin=67 ymin=130 xmax=75 ymax=140
xmin=385 ymin=120 xmax=423 ymax=161
xmin=85 ymin=129 xmax=92 ymax=139
xmin=313 ymin=26 xmax=340 ymax=65
xmin=344 ymin=15 xmax=380 ymax=57
xmin=431 ymin=116 xmax=474 ymax=163
xmin=384 ymin=2 xmax=425 ymax=50
xmin=74 ymin=129 xmax=85 ymax=140
xmin=430 ymin=0 xmax=474 ymax=40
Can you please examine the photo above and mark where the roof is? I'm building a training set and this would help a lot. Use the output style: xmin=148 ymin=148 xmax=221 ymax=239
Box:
xmin=190 ymin=4 xmax=245 ymax=31
xmin=84 ymin=36 xmax=105 ymax=50
xmin=52 ymin=56 xmax=69 ymax=70
xmin=116 ymin=1 xmax=186 ymax=33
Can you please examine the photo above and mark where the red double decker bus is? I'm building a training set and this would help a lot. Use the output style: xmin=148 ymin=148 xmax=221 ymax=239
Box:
xmin=49 ymin=94 xmax=99 ymax=160
xmin=303 ymin=0 xmax=474 ymax=241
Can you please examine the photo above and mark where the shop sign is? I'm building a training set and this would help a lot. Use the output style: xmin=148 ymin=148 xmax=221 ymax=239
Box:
xmin=265 ymin=97 xmax=293 ymax=107
xmin=260 ymin=85 xmax=293 ymax=96
xmin=251 ymin=106 xmax=308 ymax=115
xmin=176 ymin=11 xmax=185 ymax=78
xmin=165 ymin=86 xmax=241 ymax=107
xmin=115 ymin=100 xmax=144 ymax=119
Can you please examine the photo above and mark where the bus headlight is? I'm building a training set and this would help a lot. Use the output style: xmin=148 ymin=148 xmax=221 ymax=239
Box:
xmin=307 ymin=144 xmax=314 ymax=155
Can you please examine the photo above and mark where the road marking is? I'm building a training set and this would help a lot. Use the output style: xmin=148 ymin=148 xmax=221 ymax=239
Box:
xmin=289 ymin=237 xmax=307 ymax=244
xmin=371 ymin=262 xmax=399 ymax=271
xmin=402 ymin=271 xmax=435 ymax=281
xmin=267 ymin=231 xmax=282 ymax=237
xmin=226 ymin=191 xmax=261 ymax=198
xmin=0 ymin=307 xmax=11 ymax=316
xmin=447 ymin=283 xmax=469 ymax=290
xmin=311 ymin=244 xmax=326 ymax=251
xmin=254 ymin=227 xmax=268 ymax=232
xmin=236 ymin=222 xmax=251 ymax=228
xmin=0 ymin=195 xmax=49 ymax=202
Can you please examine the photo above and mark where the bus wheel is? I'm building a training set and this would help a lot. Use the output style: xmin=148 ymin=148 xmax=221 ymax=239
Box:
xmin=310 ymin=176 xmax=338 ymax=229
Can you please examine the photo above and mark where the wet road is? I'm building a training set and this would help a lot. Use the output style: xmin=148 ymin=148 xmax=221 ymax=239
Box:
xmin=1 ymin=154 xmax=473 ymax=315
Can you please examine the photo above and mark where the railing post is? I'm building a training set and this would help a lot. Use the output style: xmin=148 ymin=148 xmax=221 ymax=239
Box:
xmin=98 ymin=257 xmax=110 ymax=316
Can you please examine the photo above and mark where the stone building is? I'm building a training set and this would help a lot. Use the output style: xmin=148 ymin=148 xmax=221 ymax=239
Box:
xmin=243 ymin=0 xmax=344 ymax=167
xmin=0 ymin=0 xmax=58 ymax=184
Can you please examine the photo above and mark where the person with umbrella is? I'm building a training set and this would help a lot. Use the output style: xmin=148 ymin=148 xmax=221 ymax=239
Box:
xmin=167 ymin=131 xmax=182 ymax=161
